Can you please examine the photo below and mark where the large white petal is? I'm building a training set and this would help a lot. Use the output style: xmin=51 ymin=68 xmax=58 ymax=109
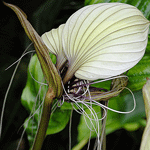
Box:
xmin=62 ymin=3 xmax=150 ymax=82
xmin=41 ymin=24 xmax=66 ymax=70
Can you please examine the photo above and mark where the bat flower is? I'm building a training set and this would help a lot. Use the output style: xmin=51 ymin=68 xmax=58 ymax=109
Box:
xmin=4 ymin=3 xmax=150 ymax=149
xmin=42 ymin=3 xmax=150 ymax=85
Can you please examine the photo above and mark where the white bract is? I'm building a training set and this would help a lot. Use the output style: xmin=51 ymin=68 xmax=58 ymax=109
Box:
xmin=42 ymin=3 xmax=150 ymax=82
xmin=42 ymin=24 xmax=66 ymax=70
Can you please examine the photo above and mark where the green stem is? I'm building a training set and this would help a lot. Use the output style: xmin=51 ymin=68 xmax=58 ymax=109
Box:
xmin=32 ymin=87 xmax=55 ymax=150
xmin=72 ymin=138 xmax=89 ymax=150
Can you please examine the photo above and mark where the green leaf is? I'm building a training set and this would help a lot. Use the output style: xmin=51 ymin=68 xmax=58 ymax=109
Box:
xmin=120 ymin=90 xmax=145 ymax=124
xmin=77 ymin=106 xmax=102 ymax=141
xmin=46 ymin=108 xmax=71 ymax=134
xmin=21 ymin=54 xmax=70 ymax=147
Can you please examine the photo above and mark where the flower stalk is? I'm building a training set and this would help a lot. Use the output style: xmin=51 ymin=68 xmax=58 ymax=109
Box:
xmin=32 ymin=87 xmax=55 ymax=150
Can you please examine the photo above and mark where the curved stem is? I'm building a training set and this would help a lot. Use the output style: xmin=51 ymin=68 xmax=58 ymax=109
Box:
xmin=32 ymin=87 xmax=55 ymax=150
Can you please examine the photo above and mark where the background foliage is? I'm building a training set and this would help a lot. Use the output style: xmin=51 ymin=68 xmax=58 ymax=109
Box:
xmin=0 ymin=0 xmax=150 ymax=149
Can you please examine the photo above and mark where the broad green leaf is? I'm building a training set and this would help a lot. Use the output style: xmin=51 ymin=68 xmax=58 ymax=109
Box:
xmin=140 ymin=78 xmax=150 ymax=150
xmin=46 ymin=107 xmax=71 ymax=135
xmin=21 ymin=54 xmax=71 ymax=147
xmin=120 ymin=90 xmax=145 ymax=124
